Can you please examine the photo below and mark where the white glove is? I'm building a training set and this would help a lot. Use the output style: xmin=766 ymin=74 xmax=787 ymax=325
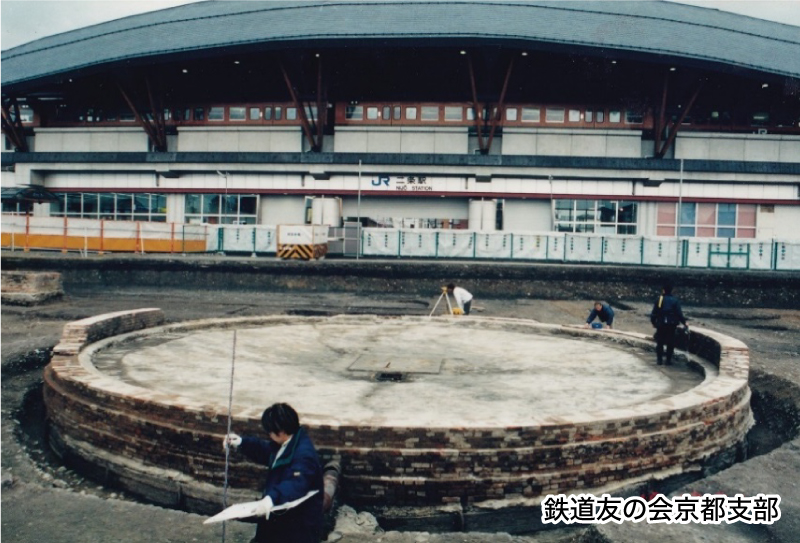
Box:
xmin=253 ymin=495 xmax=274 ymax=520
xmin=223 ymin=433 xmax=242 ymax=451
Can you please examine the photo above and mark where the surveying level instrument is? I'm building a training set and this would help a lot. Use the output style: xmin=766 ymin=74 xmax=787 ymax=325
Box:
xmin=429 ymin=286 xmax=456 ymax=317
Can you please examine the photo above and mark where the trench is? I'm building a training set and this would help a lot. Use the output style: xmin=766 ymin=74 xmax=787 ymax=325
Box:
xmin=8 ymin=346 xmax=800 ymax=534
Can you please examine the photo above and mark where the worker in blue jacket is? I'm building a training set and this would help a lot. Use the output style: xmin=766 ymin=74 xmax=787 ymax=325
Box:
xmin=650 ymin=283 xmax=689 ymax=366
xmin=585 ymin=301 xmax=614 ymax=329
xmin=224 ymin=403 xmax=324 ymax=543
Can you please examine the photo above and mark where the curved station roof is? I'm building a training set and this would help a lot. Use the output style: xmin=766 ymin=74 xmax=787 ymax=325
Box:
xmin=4 ymin=0 xmax=800 ymax=91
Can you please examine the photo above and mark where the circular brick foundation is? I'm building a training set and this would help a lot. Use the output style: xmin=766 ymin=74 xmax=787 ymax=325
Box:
xmin=43 ymin=310 xmax=753 ymax=513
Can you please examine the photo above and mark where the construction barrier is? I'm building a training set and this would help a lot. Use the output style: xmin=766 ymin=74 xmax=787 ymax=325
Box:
xmin=3 ymin=215 xmax=799 ymax=270
xmin=276 ymin=224 xmax=328 ymax=260
xmin=1 ymin=215 xmax=213 ymax=254
xmin=359 ymin=228 xmax=800 ymax=271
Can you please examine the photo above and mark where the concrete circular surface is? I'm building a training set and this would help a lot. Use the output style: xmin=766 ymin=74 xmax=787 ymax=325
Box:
xmin=91 ymin=317 xmax=705 ymax=427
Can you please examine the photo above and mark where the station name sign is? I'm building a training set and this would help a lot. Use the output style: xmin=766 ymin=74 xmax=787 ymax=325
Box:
xmin=370 ymin=175 xmax=433 ymax=192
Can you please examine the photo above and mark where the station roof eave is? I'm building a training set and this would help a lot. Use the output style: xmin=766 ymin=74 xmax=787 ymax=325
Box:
xmin=2 ymin=0 xmax=800 ymax=94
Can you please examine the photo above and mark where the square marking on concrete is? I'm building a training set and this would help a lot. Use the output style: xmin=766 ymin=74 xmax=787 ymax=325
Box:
xmin=348 ymin=355 xmax=443 ymax=374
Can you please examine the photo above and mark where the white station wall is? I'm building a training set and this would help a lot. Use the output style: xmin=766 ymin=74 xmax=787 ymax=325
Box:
xmin=178 ymin=127 xmax=303 ymax=152
xmin=35 ymin=128 xmax=149 ymax=152
xmin=503 ymin=200 xmax=552 ymax=231
xmin=341 ymin=196 xmax=468 ymax=221
xmin=675 ymin=133 xmax=800 ymax=163
xmin=260 ymin=195 xmax=306 ymax=225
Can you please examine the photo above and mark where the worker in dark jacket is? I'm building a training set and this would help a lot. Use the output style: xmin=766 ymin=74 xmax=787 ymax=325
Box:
xmin=585 ymin=301 xmax=614 ymax=329
xmin=224 ymin=403 xmax=324 ymax=543
xmin=650 ymin=283 xmax=688 ymax=366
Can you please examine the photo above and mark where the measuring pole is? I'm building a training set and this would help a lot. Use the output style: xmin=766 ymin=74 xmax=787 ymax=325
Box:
xmin=221 ymin=330 xmax=237 ymax=543
xmin=676 ymin=158 xmax=684 ymax=268
xmin=357 ymin=159 xmax=362 ymax=260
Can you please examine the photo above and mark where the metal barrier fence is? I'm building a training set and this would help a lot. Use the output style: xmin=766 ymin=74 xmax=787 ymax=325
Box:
xmin=1 ymin=214 xmax=215 ymax=254
xmin=2 ymin=215 xmax=799 ymax=270
xmin=361 ymin=229 xmax=800 ymax=270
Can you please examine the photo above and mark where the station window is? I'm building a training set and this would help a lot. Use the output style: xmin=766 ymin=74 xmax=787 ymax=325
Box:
xmin=14 ymin=105 xmax=34 ymax=123
xmin=752 ymin=112 xmax=770 ymax=126
xmin=596 ymin=110 xmax=605 ymax=123
xmin=50 ymin=192 xmax=168 ymax=222
xmin=625 ymin=110 xmax=643 ymax=124
xmin=554 ymin=199 xmax=638 ymax=234
xmin=521 ymin=107 xmax=540 ymax=122
xmin=346 ymin=105 xmax=363 ymax=120
xmin=505 ymin=108 xmax=518 ymax=122
xmin=229 ymin=107 xmax=246 ymax=121
xmin=274 ymin=107 xmax=283 ymax=121
xmin=1 ymin=198 xmax=25 ymax=214
xmin=249 ymin=107 xmax=261 ymax=120
xmin=545 ymin=107 xmax=565 ymax=123
xmin=421 ymin=106 xmax=439 ymax=121
xmin=393 ymin=106 xmax=401 ymax=120
xmin=286 ymin=107 xmax=297 ymax=121
xmin=367 ymin=107 xmax=380 ymax=120
xmin=383 ymin=106 xmax=391 ymax=120
xmin=6 ymin=104 xmax=34 ymax=123
xmin=264 ymin=107 xmax=273 ymax=121
xmin=444 ymin=106 xmax=463 ymax=121
xmin=609 ymin=110 xmax=621 ymax=123
xmin=208 ymin=107 xmax=224 ymax=121
xmin=585 ymin=110 xmax=594 ymax=123
xmin=568 ymin=109 xmax=581 ymax=122
xmin=405 ymin=106 xmax=418 ymax=120
xmin=305 ymin=105 xmax=318 ymax=121
xmin=184 ymin=193 xmax=258 ymax=225
xmin=371 ymin=217 xmax=469 ymax=229
xmin=656 ymin=202 xmax=756 ymax=238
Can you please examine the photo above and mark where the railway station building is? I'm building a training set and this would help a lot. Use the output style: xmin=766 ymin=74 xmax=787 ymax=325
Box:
xmin=2 ymin=1 xmax=799 ymax=263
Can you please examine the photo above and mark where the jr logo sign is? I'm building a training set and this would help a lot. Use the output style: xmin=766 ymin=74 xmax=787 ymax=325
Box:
xmin=370 ymin=175 xmax=432 ymax=191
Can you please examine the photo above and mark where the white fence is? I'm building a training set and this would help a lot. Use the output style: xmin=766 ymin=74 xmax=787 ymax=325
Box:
xmin=361 ymin=228 xmax=800 ymax=270
xmin=3 ymin=214 xmax=800 ymax=270
xmin=1 ymin=214 xmax=214 ymax=253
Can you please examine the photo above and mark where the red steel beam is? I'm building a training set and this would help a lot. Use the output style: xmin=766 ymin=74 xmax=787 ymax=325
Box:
xmin=466 ymin=54 xmax=486 ymax=153
xmin=658 ymin=78 xmax=705 ymax=158
xmin=145 ymin=76 xmax=167 ymax=152
xmin=485 ymin=57 xmax=515 ymax=154
xmin=654 ymin=70 xmax=670 ymax=157
xmin=117 ymin=81 xmax=160 ymax=151
xmin=280 ymin=61 xmax=319 ymax=152
xmin=316 ymin=56 xmax=325 ymax=150
xmin=1 ymin=100 xmax=29 ymax=152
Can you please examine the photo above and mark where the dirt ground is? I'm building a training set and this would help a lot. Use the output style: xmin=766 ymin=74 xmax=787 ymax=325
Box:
xmin=2 ymin=283 xmax=800 ymax=543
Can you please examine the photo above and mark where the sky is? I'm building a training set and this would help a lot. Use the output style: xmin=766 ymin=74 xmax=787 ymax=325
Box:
xmin=1 ymin=0 xmax=799 ymax=51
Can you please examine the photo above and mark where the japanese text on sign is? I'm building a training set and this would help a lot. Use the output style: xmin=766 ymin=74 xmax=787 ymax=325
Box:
xmin=541 ymin=493 xmax=781 ymax=525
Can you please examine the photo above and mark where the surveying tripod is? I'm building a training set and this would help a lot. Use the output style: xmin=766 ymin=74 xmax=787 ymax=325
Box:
xmin=429 ymin=287 xmax=455 ymax=317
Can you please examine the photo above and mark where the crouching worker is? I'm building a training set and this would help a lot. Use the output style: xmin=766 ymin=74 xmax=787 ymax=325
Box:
xmin=585 ymin=301 xmax=614 ymax=329
xmin=446 ymin=283 xmax=473 ymax=315
xmin=224 ymin=403 xmax=324 ymax=543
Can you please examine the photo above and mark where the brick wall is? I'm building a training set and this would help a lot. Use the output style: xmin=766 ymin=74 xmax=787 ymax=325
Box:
xmin=0 ymin=270 xmax=63 ymax=305
xmin=43 ymin=312 xmax=754 ymax=510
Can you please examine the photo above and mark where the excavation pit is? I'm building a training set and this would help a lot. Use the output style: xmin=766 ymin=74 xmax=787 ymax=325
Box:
xmin=43 ymin=310 xmax=753 ymax=522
